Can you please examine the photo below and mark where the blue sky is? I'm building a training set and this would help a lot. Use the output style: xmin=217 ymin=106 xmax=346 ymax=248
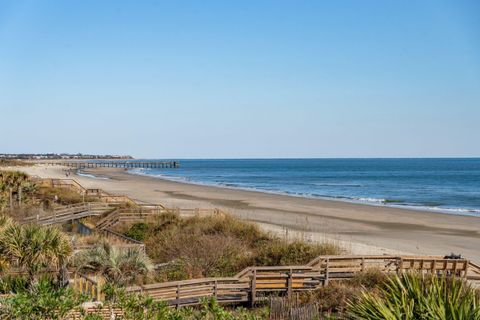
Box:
xmin=0 ymin=0 xmax=479 ymax=158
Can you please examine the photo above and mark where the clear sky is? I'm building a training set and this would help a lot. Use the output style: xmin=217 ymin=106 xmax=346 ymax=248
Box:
xmin=0 ymin=1 xmax=479 ymax=158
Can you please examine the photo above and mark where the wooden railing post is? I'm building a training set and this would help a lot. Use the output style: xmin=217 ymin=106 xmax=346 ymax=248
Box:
xmin=176 ymin=284 xmax=181 ymax=309
xmin=251 ymin=269 xmax=257 ymax=307
xmin=97 ymin=276 xmax=105 ymax=301
xmin=214 ymin=280 xmax=218 ymax=299
xmin=324 ymin=258 xmax=330 ymax=286
xmin=287 ymin=268 xmax=293 ymax=300
xmin=397 ymin=258 xmax=403 ymax=275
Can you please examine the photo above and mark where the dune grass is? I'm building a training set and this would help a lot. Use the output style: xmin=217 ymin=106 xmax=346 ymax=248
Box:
xmin=120 ymin=213 xmax=342 ymax=281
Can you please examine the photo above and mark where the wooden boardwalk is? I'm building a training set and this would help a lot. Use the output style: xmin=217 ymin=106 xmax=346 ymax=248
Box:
xmin=125 ymin=255 xmax=480 ymax=308
xmin=29 ymin=178 xmax=225 ymax=230
xmin=43 ymin=161 xmax=179 ymax=169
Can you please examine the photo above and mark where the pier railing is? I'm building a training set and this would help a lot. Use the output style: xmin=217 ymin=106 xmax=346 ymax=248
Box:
xmin=41 ymin=161 xmax=179 ymax=169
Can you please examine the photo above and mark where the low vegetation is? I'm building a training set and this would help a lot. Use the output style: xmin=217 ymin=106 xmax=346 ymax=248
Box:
xmin=0 ymin=171 xmax=37 ymax=211
xmin=0 ymin=159 xmax=29 ymax=167
xmin=0 ymin=170 xmax=96 ymax=219
xmin=120 ymin=213 xmax=341 ymax=281
xmin=0 ymin=277 xmax=86 ymax=320
xmin=0 ymin=214 xmax=72 ymax=285
xmin=300 ymin=268 xmax=387 ymax=316
xmin=74 ymin=241 xmax=153 ymax=286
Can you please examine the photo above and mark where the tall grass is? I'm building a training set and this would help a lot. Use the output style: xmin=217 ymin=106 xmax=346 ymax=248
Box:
xmin=122 ymin=213 xmax=342 ymax=280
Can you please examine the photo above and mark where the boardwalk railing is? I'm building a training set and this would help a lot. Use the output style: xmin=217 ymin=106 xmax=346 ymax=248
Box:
xmin=33 ymin=178 xmax=144 ymax=207
xmin=100 ymin=228 xmax=146 ymax=251
xmin=127 ymin=277 xmax=251 ymax=307
xmin=23 ymin=202 xmax=112 ymax=225
xmin=30 ymin=178 xmax=225 ymax=230
xmin=71 ymin=271 xmax=105 ymax=301
xmin=94 ymin=207 xmax=225 ymax=230
xmin=123 ymin=255 xmax=480 ymax=308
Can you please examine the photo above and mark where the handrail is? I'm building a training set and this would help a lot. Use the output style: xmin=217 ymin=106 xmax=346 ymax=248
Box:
xmin=101 ymin=228 xmax=145 ymax=247
xmin=23 ymin=202 xmax=112 ymax=224
xmin=71 ymin=270 xmax=104 ymax=301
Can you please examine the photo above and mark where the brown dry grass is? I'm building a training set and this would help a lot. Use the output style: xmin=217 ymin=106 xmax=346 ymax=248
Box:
xmin=122 ymin=213 xmax=342 ymax=281
xmin=300 ymin=268 xmax=387 ymax=315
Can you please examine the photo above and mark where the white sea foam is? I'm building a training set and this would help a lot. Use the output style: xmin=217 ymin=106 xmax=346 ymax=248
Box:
xmin=76 ymin=170 xmax=109 ymax=180
xmin=313 ymin=183 xmax=363 ymax=187
xmin=355 ymin=197 xmax=386 ymax=204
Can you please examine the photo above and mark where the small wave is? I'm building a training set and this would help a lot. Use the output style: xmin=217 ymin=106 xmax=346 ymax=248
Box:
xmin=417 ymin=206 xmax=480 ymax=216
xmin=355 ymin=197 xmax=386 ymax=204
xmin=76 ymin=170 xmax=109 ymax=180
xmin=128 ymin=169 xmax=192 ymax=183
xmin=313 ymin=183 xmax=363 ymax=187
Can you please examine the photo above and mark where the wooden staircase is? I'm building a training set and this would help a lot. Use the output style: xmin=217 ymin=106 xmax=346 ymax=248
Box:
xmin=23 ymin=202 xmax=113 ymax=225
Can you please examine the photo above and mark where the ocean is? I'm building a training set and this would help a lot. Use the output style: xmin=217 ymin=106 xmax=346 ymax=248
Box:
xmin=128 ymin=158 xmax=480 ymax=216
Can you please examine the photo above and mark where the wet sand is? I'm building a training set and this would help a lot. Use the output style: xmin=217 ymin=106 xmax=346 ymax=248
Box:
xmin=13 ymin=164 xmax=480 ymax=261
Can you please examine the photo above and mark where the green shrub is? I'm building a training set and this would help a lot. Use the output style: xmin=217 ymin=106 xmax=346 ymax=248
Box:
xmin=347 ymin=272 xmax=480 ymax=320
xmin=125 ymin=222 xmax=149 ymax=241
xmin=0 ymin=277 xmax=85 ymax=320
xmin=0 ymin=275 xmax=28 ymax=294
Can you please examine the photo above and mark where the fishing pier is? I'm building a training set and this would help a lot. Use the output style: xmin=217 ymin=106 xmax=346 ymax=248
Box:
xmin=43 ymin=161 xmax=179 ymax=169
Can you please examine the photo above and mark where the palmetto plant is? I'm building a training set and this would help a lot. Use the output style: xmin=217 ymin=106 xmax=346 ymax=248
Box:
xmin=347 ymin=272 xmax=480 ymax=320
xmin=0 ymin=171 xmax=37 ymax=210
xmin=0 ymin=222 xmax=72 ymax=284
xmin=74 ymin=241 xmax=153 ymax=286
xmin=0 ymin=214 xmax=14 ymax=273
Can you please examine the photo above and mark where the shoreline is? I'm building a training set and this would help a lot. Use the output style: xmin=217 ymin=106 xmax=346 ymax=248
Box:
xmin=126 ymin=168 xmax=480 ymax=218
xmin=7 ymin=164 xmax=480 ymax=261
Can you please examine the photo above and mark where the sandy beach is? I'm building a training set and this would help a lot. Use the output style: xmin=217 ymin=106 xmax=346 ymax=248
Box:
xmin=12 ymin=164 xmax=480 ymax=261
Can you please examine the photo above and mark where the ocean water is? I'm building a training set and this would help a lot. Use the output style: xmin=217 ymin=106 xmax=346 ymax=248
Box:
xmin=128 ymin=158 xmax=480 ymax=216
